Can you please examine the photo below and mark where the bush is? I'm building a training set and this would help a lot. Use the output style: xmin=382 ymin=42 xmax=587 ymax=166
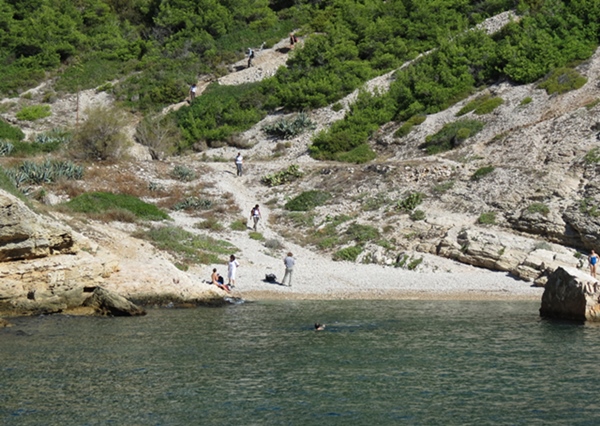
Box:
xmin=230 ymin=219 xmax=248 ymax=231
xmin=5 ymin=159 xmax=83 ymax=188
xmin=64 ymin=192 xmax=169 ymax=221
xmin=15 ymin=105 xmax=51 ymax=121
xmin=261 ymin=165 xmax=303 ymax=187
xmin=537 ymin=68 xmax=587 ymax=95
xmin=470 ymin=166 xmax=495 ymax=181
xmin=527 ymin=202 xmax=550 ymax=216
xmin=345 ymin=222 xmax=380 ymax=243
xmin=70 ymin=107 xmax=128 ymax=160
xmin=520 ymin=97 xmax=533 ymax=106
xmin=135 ymin=115 xmax=181 ymax=159
xmin=170 ymin=165 xmax=196 ymax=182
xmin=410 ymin=209 xmax=426 ymax=221
xmin=432 ymin=180 xmax=455 ymax=194
xmin=474 ymin=97 xmax=503 ymax=115
xmin=249 ymin=231 xmax=265 ymax=241
xmin=397 ymin=192 xmax=424 ymax=212
xmin=262 ymin=112 xmax=316 ymax=139
xmin=173 ymin=197 xmax=212 ymax=211
xmin=138 ymin=225 xmax=235 ymax=267
xmin=333 ymin=245 xmax=363 ymax=262
xmin=195 ymin=218 xmax=224 ymax=231
xmin=285 ymin=190 xmax=331 ymax=211
xmin=0 ymin=141 xmax=14 ymax=157
xmin=420 ymin=120 xmax=484 ymax=154
xmin=334 ymin=143 xmax=377 ymax=164
xmin=478 ymin=212 xmax=496 ymax=225
xmin=0 ymin=120 xmax=25 ymax=142
xmin=584 ymin=148 xmax=600 ymax=164
xmin=394 ymin=114 xmax=427 ymax=138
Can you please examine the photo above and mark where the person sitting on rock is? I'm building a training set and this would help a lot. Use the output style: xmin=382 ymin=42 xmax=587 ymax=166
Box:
xmin=211 ymin=268 xmax=230 ymax=293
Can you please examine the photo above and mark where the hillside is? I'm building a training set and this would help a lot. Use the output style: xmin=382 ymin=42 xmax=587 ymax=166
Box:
xmin=1 ymin=3 xmax=600 ymax=310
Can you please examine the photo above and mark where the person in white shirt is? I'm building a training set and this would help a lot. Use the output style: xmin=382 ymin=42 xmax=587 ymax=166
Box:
xmin=235 ymin=153 xmax=243 ymax=177
xmin=228 ymin=254 xmax=240 ymax=287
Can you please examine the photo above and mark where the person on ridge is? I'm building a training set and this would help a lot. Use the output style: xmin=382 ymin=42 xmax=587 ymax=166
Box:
xmin=250 ymin=204 xmax=262 ymax=231
xmin=247 ymin=48 xmax=255 ymax=68
xmin=589 ymin=249 xmax=599 ymax=278
xmin=189 ymin=83 xmax=197 ymax=103
xmin=211 ymin=268 xmax=230 ymax=293
xmin=235 ymin=152 xmax=243 ymax=177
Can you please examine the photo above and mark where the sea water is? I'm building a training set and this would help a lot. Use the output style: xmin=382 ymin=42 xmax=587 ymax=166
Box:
xmin=2 ymin=300 xmax=600 ymax=425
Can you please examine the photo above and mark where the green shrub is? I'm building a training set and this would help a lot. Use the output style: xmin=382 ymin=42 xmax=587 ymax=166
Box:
xmin=64 ymin=192 xmax=169 ymax=221
xmin=261 ymin=165 xmax=303 ymax=187
xmin=584 ymin=148 xmax=600 ymax=164
xmin=195 ymin=218 xmax=224 ymax=231
xmin=520 ymin=97 xmax=533 ymax=106
xmin=474 ymin=97 xmax=503 ymax=115
xmin=397 ymin=192 xmax=424 ymax=212
xmin=285 ymin=190 xmax=331 ymax=211
xmin=0 ymin=120 xmax=25 ymax=142
xmin=585 ymin=99 xmax=600 ymax=110
xmin=478 ymin=212 xmax=496 ymax=225
xmin=0 ymin=166 xmax=26 ymax=201
xmin=345 ymin=222 xmax=380 ymax=243
xmin=138 ymin=225 xmax=235 ymax=267
xmin=15 ymin=105 xmax=51 ymax=121
xmin=334 ymin=143 xmax=377 ymax=164
xmin=470 ymin=166 xmax=495 ymax=181
xmin=173 ymin=197 xmax=212 ymax=211
xmin=421 ymin=120 xmax=484 ymax=154
xmin=331 ymin=102 xmax=343 ymax=112
xmin=456 ymin=94 xmax=491 ymax=116
xmin=230 ymin=219 xmax=248 ymax=231
xmin=70 ymin=107 xmax=128 ymax=160
xmin=333 ymin=245 xmax=363 ymax=262
xmin=527 ymin=202 xmax=550 ymax=216
xmin=537 ymin=68 xmax=587 ymax=95
xmin=410 ymin=209 xmax=426 ymax=221
xmin=5 ymin=159 xmax=83 ymax=188
xmin=0 ymin=141 xmax=14 ymax=157
xmin=394 ymin=114 xmax=427 ymax=138
xmin=579 ymin=198 xmax=600 ymax=218
xmin=432 ymin=180 xmax=455 ymax=194
xmin=249 ymin=231 xmax=265 ymax=241
xmin=362 ymin=193 xmax=390 ymax=211
xmin=262 ymin=112 xmax=316 ymax=139
xmin=407 ymin=257 xmax=423 ymax=270
xmin=170 ymin=165 xmax=196 ymax=182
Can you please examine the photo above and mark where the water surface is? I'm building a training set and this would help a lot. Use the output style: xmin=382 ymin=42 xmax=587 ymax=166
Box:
xmin=2 ymin=300 xmax=600 ymax=425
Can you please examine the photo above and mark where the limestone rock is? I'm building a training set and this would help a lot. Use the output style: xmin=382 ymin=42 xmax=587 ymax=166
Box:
xmin=0 ymin=190 xmax=75 ymax=261
xmin=0 ymin=318 xmax=12 ymax=327
xmin=540 ymin=267 xmax=600 ymax=321
xmin=83 ymin=287 xmax=146 ymax=316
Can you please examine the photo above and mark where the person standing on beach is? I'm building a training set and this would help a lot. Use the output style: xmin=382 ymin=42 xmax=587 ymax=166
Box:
xmin=589 ymin=250 xmax=599 ymax=278
xmin=250 ymin=204 xmax=262 ymax=231
xmin=228 ymin=254 xmax=240 ymax=287
xmin=282 ymin=252 xmax=295 ymax=287
xmin=247 ymin=47 xmax=255 ymax=68
xmin=235 ymin=152 xmax=243 ymax=177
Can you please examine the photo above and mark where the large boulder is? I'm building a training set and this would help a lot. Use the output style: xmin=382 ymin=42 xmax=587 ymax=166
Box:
xmin=0 ymin=190 xmax=75 ymax=261
xmin=83 ymin=287 xmax=146 ymax=316
xmin=540 ymin=267 xmax=600 ymax=321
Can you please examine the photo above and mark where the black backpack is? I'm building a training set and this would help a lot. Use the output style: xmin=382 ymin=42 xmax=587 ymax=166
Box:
xmin=265 ymin=273 xmax=277 ymax=283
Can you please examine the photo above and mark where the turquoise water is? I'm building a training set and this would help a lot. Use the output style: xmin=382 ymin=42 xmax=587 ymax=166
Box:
xmin=2 ymin=300 xmax=600 ymax=425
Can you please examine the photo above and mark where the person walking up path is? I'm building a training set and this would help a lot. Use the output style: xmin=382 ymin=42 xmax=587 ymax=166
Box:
xmin=235 ymin=152 xmax=243 ymax=177
xmin=250 ymin=204 xmax=262 ymax=231
xmin=282 ymin=252 xmax=295 ymax=287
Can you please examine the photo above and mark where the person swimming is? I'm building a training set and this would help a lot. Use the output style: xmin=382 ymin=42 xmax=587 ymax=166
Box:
xmin=314 ymin=323 xmax=325 ymax=331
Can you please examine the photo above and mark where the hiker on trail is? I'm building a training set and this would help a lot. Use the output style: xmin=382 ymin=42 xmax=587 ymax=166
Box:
xmin=589 ymin=250 xmax=599 ymax=278
xmin=250 ymin=204 xmax=262 ymax=231
xmin=189 ymin=83 xmax=197 ymax=103
xmin=282 ymin=252 xmax=295 ymax=287
xmin=211 ymin=268 xmax=230 ymax=293
xmin=235 ymin=152 xmax=243 ymax=176
xmin=290 ymin=33 xmax=298 ymax=48
xmin=247 ymin=48 xmax=255 ymax=68
xmin=228 ymin=255 xmax=240 ymax=288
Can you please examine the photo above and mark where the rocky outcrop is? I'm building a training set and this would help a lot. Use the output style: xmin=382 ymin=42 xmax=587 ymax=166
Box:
xmin=0 ymin=191 xmax=75 ymax=261
xmin=437 ymin=227 xmax=579 ymax=281
xmin=540 ymin=267 xmax=600 ymax=321
xmin=0 ymin=318 xmax=12 ymax=327
xmin=83 ymin=287 xmax=146 ymax=316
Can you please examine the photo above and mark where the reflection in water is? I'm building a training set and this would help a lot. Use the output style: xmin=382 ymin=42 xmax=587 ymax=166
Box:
xmin=2 ymin=300 xmax=600 ymax=425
